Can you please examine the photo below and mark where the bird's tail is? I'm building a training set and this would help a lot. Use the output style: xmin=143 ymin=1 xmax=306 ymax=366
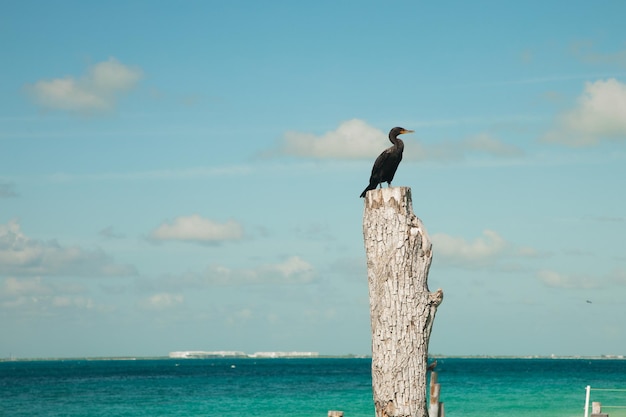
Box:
xmin=359 ymin=184 xmax=376 ymax=198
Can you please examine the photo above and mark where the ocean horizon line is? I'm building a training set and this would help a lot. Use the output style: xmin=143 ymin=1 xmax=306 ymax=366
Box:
xmin=2 ymin=352 xmax=625 ymax=362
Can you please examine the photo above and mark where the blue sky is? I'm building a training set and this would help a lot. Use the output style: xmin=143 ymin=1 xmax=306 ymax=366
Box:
xmin=2 ymin=1 xmax=626 ymax=358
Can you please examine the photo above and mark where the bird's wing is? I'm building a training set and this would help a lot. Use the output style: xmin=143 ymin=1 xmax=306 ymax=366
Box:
xmin=371 ymin=148 xmax=392 ymax=176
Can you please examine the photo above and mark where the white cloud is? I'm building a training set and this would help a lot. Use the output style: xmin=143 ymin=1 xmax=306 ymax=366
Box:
xmin=269 ymin=256 xmax=314 ymax=280
xmin=537 ymin=268 xmax=626 ymax=289
xmin=432 ymin=230 xmax=539 ymax=269
xmin=1 ymin=277 xmax=51 ymax=296
xmin=149 ymin=214 xmax=243 ymax=244
xmin=140 ymin=256 xmax=317 ymax=293
xmin=274 ymin=119 xmax=388 ymax=159
xmin=0 ymin=276 xmax=108 ymax=316
xmin=0 ymin=219 xmax=136 ymax=277
xmin=270 ymin=119 xmax=523 ymax=161
xmin=205 ymin=256 xmax=315 ymax=285
xmin=139 ymin=293 xmax=184 ymax=310
xmin=0 ymin=294 xmax=99 ymax=313
xmin=26 ymin=57 xmax=142 ymax=113
xmin=51 ymin=295 xmax=95 ymax=309
xmin=537 ymin=270 xmax=599 ymax=289
xmin=433 ymin=230 xmax=507 ymax=265
xmin=542 ymin=78 xmax=626 ymax=146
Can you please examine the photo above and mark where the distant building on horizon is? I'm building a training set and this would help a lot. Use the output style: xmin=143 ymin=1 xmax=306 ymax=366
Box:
xmin=169 ymin=351 xmax=246 ymax=359
xmin=168 ymin=351 xmax=319 ymax=359
xmin=248 ymin=351 xmax=319 ymax=358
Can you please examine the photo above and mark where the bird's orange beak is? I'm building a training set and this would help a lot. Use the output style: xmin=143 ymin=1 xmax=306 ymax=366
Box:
xmin=401 ymin=129 xmax=414 ymax=135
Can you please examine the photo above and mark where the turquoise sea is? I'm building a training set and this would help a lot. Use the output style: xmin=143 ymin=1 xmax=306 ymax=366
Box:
xmin=1 ymin=357 xmax=625 ymax=417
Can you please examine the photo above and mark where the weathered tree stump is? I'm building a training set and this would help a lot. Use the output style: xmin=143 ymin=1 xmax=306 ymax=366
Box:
xmin=363 ymin=187 xmax=444 ymax=417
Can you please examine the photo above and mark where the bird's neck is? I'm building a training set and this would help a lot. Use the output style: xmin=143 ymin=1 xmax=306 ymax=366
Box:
xmin=389 ymin=136 xmax=404 ymax=149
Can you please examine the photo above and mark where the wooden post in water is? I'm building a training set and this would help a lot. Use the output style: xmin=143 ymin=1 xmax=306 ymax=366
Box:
xmin=591 ymin=402 xmax=608 ymax=417
xmin=429 ymin=371 xmax=444 ymax=417
xmin=592 ymin=402 xmax=602 ymax=415
xmin=363 ymin=187 xmax=444 ymax=417
xmin=328 ymin=411 xmax=344 ymax=417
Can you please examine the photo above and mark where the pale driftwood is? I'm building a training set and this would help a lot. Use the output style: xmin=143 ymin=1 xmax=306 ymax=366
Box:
xmin=592 ymin=402 xmax=602 ymax=414
xmin=429 ymin=371 xmax=442 ymax=417
xmin=328 ymin=411 xmax=344 ymax=417
xmin=590 ymin=402 xmax=608 ymax=417
xmin=363 ymin=187 xmax=443 ymax=417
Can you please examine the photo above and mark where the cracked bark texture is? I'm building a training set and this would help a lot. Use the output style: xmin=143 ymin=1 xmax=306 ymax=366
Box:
xmin=363 ymin=187 xmax=443 ymax=417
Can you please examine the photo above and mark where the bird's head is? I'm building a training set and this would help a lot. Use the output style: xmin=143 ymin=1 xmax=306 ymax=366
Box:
xmin=389 ymin=127 xmax=414 ymax=138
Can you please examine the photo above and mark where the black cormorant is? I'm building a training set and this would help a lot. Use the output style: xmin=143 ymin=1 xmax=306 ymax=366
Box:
xmin=359 ymin=126 xmax=414 ymax=198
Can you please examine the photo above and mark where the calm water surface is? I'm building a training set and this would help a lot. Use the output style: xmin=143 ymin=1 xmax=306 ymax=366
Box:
xmin=1 ymin=357 xmax=625 ymax=416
